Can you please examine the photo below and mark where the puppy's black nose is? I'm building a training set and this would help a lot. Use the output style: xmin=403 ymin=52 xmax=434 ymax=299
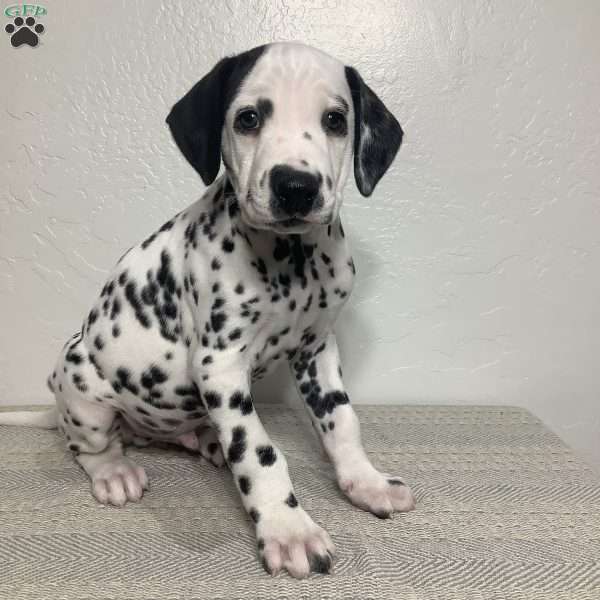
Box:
xmin=270 ymin=165 xmax=320 ymax=217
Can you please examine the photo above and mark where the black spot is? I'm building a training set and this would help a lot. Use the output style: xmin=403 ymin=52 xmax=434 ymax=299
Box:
xmin=388 ymin=479 xmax=405 ymax=486
xmin=249 ymin=508 xmax=260 ymax=523
xmin=68 ymin=443 xmax=80 ymax=453
xmin=174 ymin=384 xmax=198 ymax=397
xmin=254 ymin=258 xmax=268 ymax=275
xmin=110 ymin=297 xmax=121 ymax=320
xmin=222 ymin=237 xmax=235 ymax=253
xmin=212 ymin=297 xmax=225 ymax=309
xmin=181 ymin=397 xmax=202 ymax=411
xmin=229 ymin=391 xmax=253 ymax=415
xmin=159 ymin=218 xmax=175 ymax=233
xmin=124 ymin=281 xmax=151 ymax=328
xmin=328 ymin=422 xmax=335 ymax=431
xmin=234 ymin=283 xmax=244 ymax=294
xmin=211 ymin=312 xmax=227 ymax=333
xmin=208 ymin=442 xmax=219 ymax=454
xmin=112 ymin=324 xmax=121 ymax=337
xmin=204 ymin=391 xmax=222 ymax=409
xmin=303 ymin=132 xmax=312 ymax=140
xmin=299 ymin=382 xmax=350 ymax=419
xmin=141 ymin=232 xmax=157 ymax=250
xmin=228 ymin=328 xmax=242 ymax=341
xmin=309 ymin=553 xmax=332 ymax=574
xmin=72 ymin=373 xmax=88 ymax=393
xmin=228 ymin=198 xmax=240 ymax=218
xmin=228 ymin=426 xmax=247 ymax=463
xmin=303 ymin=293 xmax=313 ymax=312
xmin=202 ymin=355 xmax=213 ymax=365
xmin=256 ymin=445 xmax=277 ymax=466
xmin=153 ymin=367 xmax=168 ymax=383
xmin=65 ymin=351 xmax=83 ymax=365
xmin=211 ymin=257 xmax=221 ymax=270
xmin=156 ymin=249 xmax=177 ymax=295
xmin=238 ymin=476 xmax=251 ymax=495
xmin=115 ymin=367 xmax=139 ymax=395
xmin=289 ymin=299 xmax=297 ymax=311
xmin=93 ymin=335 xmax=104 ymax=351
xmin=257 ymin=538 xmax=265 ymax=551
xmin=257 ymin=97 xmax=273 ymax=121
xmin=285 ymin=492 xmax=298 ymax=508
xmin=71 ymin=417 xmax=82 ymax=427
xmin=87 ymin=308 xmax=98 ymax=328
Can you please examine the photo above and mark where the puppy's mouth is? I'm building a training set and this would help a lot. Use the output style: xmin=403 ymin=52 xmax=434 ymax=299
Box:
xmin=266 ymin=218 xmax=314 ymax=234
xmin=251 ymin=218 xmax=314 ymax=234
xmin=277 ymin=218 xmax=307 ymax=228
xmin=241 ymin=189 xmax=332 ymax=233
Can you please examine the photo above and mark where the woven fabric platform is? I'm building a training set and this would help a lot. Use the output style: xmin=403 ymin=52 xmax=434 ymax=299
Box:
xmin=1 ymin=404 xmax=599 ymax=600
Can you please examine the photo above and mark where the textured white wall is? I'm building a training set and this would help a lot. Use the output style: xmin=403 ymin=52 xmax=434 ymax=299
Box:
xmin=2 ymin=1 xmax=599 ymax=466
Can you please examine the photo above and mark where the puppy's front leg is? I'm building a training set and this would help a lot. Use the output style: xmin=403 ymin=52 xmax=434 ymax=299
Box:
xmin=291 ymin=332 xmax=416 ymax=518
xmin=193 ymin=357 xmax=334 ymax=578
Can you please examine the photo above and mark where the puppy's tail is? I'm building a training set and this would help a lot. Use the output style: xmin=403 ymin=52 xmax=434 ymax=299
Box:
xmin=0 ymin=407 xmax=58 ymax=429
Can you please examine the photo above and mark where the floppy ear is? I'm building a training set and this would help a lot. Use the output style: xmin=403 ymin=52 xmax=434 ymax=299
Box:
xmin=345 ymin=66 xmax=403 ymax=197
xmin=166 ymin=46 xmax=266 ymax=186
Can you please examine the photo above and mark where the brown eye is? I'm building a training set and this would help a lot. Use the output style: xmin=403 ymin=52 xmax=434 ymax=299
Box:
xmin=323 ymin=111 xmax=347 ymax=135
xmin=235 ymin=109 xmax=260 ymax=132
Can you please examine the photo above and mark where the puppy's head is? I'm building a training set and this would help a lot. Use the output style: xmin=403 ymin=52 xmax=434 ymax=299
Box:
xmin=167 ymin=42 xmax=402 ymax=234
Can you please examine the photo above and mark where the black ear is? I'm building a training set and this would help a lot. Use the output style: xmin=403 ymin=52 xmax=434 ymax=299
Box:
xmin=166 ymin=46 xmax=266 ymax=186
xmin=345 ymin=66 xmax=403 ymax=197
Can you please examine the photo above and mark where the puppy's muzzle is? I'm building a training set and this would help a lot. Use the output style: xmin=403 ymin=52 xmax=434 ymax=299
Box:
xmin=269 ymin=165 xmax=321 ymax=220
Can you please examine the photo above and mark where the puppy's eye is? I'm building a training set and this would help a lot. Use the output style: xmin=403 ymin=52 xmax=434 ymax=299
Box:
xmin=235 ymin=109 xmax=260 ymax=132
xmin=323 ymin=111 xmax=347 ymax=136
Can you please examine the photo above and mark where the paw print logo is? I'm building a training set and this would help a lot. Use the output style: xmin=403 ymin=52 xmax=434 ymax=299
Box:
xmin=5 ymin=16 xmax=44 ymax=48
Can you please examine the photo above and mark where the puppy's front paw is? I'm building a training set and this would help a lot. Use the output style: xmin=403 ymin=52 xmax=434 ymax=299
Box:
xmin=91 ymin=458 xmax=149 ymax=507
xmin=254 ymin=502 xmax=335 ymax=578
xmin=339 ymin=466 xmax=415 ymax=518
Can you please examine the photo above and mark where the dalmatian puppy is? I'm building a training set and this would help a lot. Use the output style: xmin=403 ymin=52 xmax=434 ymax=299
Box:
xmin=0 ymin=42 xmax=415 ymax=578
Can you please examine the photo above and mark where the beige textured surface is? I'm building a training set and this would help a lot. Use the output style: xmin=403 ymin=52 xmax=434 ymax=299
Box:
xmin=1 ymin=404 xmax=599 ymax=600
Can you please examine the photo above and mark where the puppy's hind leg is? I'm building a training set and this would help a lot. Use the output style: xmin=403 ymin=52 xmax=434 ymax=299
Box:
xmin=57 ymin=384 xmax=148 ymax=507
xmin=76 ymin=438 xmax=149 ymax=507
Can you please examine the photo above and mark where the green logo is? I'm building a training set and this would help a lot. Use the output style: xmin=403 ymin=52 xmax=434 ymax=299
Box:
xmin=4 ymin=4 xmax=46 ymax=17
xmin=4 ymin=4 xmax=45 ymax=47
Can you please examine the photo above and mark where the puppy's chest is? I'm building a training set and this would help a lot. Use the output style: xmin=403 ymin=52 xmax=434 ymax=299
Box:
xmin=191 ymin=230 xmax=355 ymax=377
